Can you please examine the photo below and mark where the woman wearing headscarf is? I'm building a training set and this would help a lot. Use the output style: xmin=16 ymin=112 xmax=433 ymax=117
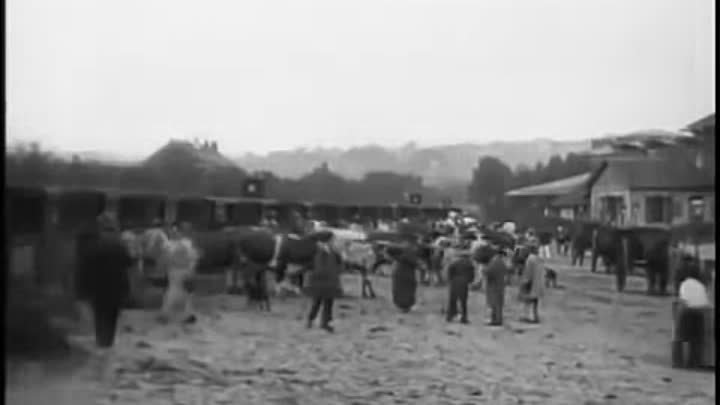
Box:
xmin=305 ymin=231 xmax=343 ymax=332
xmin=76 ymin=212 xmax=133 ymax=348
xmin=518 ymin=241 xmax=545 ymax=323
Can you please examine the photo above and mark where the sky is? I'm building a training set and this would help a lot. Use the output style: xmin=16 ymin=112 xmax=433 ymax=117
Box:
xmin=6 ymin=0 xmax=716 ymax=157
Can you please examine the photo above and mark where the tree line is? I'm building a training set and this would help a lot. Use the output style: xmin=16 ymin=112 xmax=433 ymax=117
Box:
xmin=7 ymin=142 xmax=592 ymax=218
xmin=6 ymin=142 xmax=449 ymax=206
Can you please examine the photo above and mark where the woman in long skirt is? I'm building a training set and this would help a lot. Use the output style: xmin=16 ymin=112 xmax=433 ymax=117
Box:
xmin=391 ymin=242 xmax=419 ymax=312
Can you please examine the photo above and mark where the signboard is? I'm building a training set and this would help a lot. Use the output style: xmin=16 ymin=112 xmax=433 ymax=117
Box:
xmin=243 ymin=178 xmax=265 ymax=198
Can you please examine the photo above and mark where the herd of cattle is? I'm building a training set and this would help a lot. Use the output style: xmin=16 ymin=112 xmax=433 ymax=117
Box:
xmin=118 ymin=216 xmax=695 ymax=314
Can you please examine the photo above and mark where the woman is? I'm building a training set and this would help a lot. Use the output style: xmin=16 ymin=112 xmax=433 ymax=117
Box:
xmin=391 ymin=240 xmax=420 ymax=313
xmin=518 ymin=242 xmax=545 ymax=323
xmin=305 ymin=231 xmax=343 ymax=332
xmin=158 ymin=225 xmax=200 ymax=324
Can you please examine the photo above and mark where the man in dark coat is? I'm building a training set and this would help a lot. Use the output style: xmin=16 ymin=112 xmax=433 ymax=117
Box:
xmin=484 ymin=246 xmax=508 ymax=326
xmin=305 ymin=231 xmax=343 ymax=332
xmin=76 ymin=213 xmax=133 ymax=348
xmin=446 ymin=250 xmax=475 ymax=324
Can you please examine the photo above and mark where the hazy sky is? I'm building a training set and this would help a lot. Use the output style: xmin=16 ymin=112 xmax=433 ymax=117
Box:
xmin=7 ymin=0 xmax=716 ymax=156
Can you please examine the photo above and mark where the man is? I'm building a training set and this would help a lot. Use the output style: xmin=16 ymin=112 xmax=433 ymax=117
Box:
xmin=306 ymin=231 xmax=343 ymax=332
xmin=76 ymin=212 xmax=133 ymax=348
xmin=518 ymin=241 xmax=545 ymax=323
xmin=538 ymin=231 xmax=553 ymax=259
xmin=556 ymin=225 xmax=569 ymax=256
xmin=446 ymin=249 xmax=475 ymax=324
xmin=472 ymin=236 xmax=496 ymax=290
xmin=672 ymin=261 xmax=711 ymax=368
xmin=485 ymin=245 xmax=508 ymax=326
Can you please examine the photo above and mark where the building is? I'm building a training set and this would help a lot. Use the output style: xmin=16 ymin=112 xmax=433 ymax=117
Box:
xmin=684 ymin=113 xmax=715 ymax=178
xmin=505 ymin=172 xmax=594 ymax=221
xmin=506 ymin=112 xmax=715 ymax=227
xmin=589 ymin=158 xmax=714 ymax=227
xmin=587 ymin=113 xmax=715 ymax=227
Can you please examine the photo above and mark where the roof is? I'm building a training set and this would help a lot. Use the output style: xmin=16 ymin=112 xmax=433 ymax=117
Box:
xmin=550 ymin=191 xmax=589 ymax=208
xmin=590 ymin=130 xmax=699 ymax=153
xmin=506 ymin=172 xmax=592 ymax=197
xmin=685 ymin=113 xmax=715 ymax=134
xmin=597 ymin=158 xmax=714 ymax=191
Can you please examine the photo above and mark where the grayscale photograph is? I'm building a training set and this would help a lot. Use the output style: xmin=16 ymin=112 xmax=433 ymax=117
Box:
xmin=5 ymin=0 xmax=716 ymax=404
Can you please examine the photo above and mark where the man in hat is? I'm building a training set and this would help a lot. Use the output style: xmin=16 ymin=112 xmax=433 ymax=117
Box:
xmin=484 ymin=244 xmax=509 ymax=326
xmin=446 ymin=248 xmax=476 ymax=324
xmin=76 ymin=212 xmax=133 ymax=348
xmin=305 ymin=230 xmax=343 ymax=332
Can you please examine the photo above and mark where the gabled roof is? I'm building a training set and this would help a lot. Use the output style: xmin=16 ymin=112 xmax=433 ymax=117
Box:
xmin=596 ymin=158 xmax=714 ymax=191
xmin=505 ymin=172 xmax=592 ymax=197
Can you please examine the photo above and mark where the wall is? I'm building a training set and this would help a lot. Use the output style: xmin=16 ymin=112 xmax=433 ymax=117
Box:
xmin=589 ymin=166 xmax=631 ymax=223
xmin=628 ymin=190 xmax=716 ymax=226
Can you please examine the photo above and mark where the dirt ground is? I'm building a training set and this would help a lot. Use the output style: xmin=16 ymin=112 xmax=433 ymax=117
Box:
xmin=6 ymin=256 xmax=716 ymax=405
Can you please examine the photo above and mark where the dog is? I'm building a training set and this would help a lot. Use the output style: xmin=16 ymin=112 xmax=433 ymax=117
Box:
xmin=545 ymin=267 xmax=558 ymax=288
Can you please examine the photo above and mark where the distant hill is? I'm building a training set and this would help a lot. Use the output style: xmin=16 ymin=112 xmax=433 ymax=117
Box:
xmin=233 ymin=139 xmax=592 ymax=186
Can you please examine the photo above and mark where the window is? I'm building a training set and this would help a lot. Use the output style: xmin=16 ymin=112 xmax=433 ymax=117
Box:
xmin=645 ymin=196 xmax=672 ymax=224
xmin=688 ymin=196 xmax=705 ymax=221
xmin=672 ymin=198 xmax=684 ymax=218
xmin=600 ymin=196 xmax=624 ymax=224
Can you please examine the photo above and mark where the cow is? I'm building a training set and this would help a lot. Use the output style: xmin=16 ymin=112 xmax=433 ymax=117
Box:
xmin=571 ymin=221 xmax=671 ymax=294
xmin=224 ymin=228 xmax=326 ymax=295
xmin=332 ymin=237 xmax=377 ymax=299
xmin=619 ymin=227 xmax=672 ymax=295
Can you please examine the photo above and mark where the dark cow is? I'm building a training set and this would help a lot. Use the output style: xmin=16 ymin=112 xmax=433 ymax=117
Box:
xmin=619 ymin=227 xmax=671 ymax=295
xmin=572 ymin=221 xmax=671 ymax=294
xmin=224 ymin=228 xmax=332 ymax=294
xmin=567 ymin=221 xmax=617 ymax=272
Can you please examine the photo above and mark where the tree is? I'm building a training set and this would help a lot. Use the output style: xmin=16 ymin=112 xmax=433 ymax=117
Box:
xmin=467 ymin=156 xmax=513 ymax=221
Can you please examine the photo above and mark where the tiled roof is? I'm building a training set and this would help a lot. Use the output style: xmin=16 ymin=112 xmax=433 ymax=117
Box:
xmin=685 ymin=113 xmax=715 ymax=134
xmin=505 ymin=172 xmax=592 ymax=197
xmin=598 ymin=158 xmax=714 ymax=191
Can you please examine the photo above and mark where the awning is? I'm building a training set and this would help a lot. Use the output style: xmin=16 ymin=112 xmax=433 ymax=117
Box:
xmin=505 ymin=172 xmax=592 ymax=197
xmin=550 ymin=191 xmax=588 ymax=208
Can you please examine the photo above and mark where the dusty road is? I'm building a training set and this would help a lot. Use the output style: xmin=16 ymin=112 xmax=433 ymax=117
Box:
xmin=6 ymin=257 xmax=715 ymax=405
